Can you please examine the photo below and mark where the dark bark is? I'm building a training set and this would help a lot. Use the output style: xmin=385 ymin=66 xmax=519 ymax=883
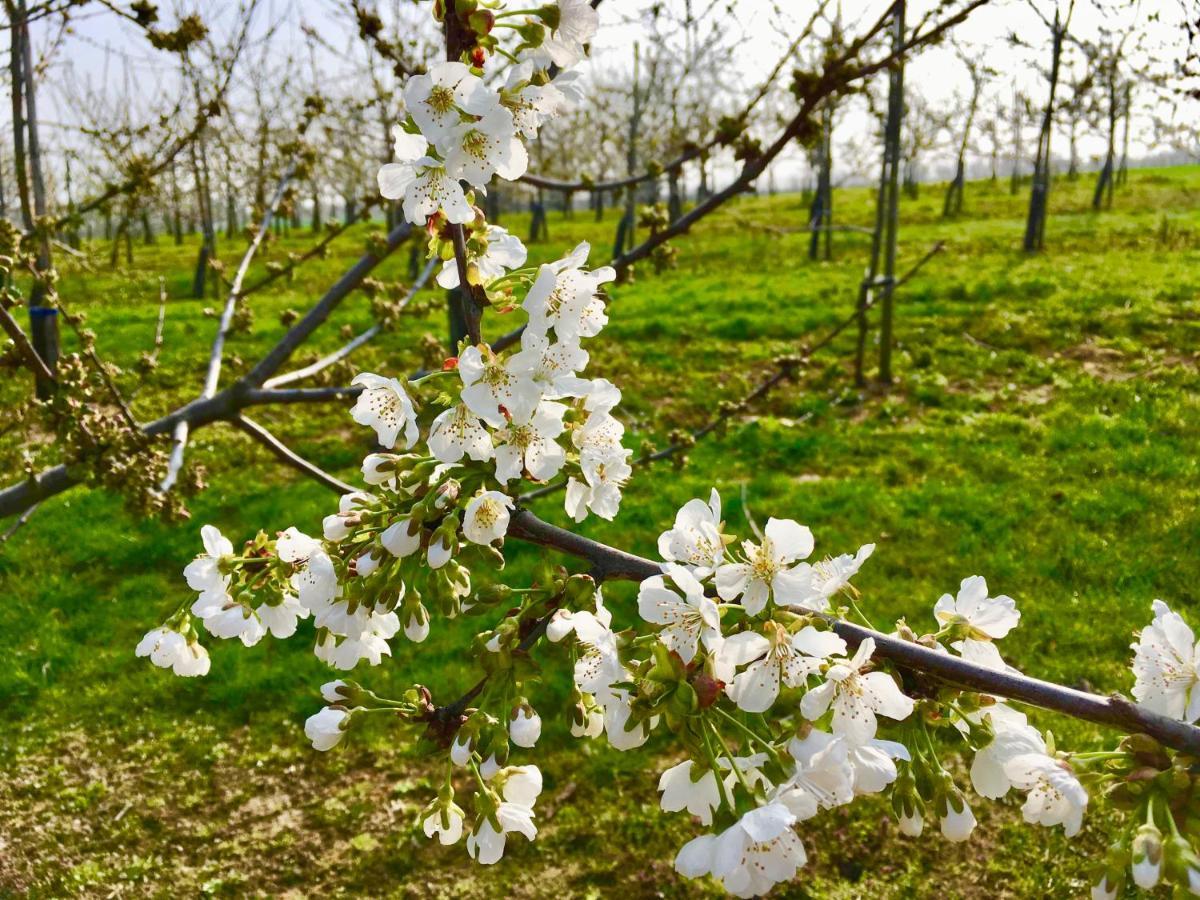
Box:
xmin=876 ymin=1 xmax=905 ymax=386
xmin=808 ymin=103 xmax=834 ymax=261
xmin=15 ymin=1 xmax=58 ymax=397
xmin=1023 ymin=11 xmax=1065 ymax=253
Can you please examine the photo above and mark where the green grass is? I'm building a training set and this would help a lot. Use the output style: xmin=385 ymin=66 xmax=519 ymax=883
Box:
xmin=1 ymin=167 xmax=1199 ymax=897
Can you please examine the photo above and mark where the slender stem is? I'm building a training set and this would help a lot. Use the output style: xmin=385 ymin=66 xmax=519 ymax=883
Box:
xmin=700 ymin=718 xmax=737 ymax=815
xmin=712 ymin=706 xmax=784 ymax=763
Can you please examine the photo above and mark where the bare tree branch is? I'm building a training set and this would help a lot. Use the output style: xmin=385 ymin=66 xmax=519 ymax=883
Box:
xmin=161 ymin=159 xmax=297 ymax=492
xmin=232 ymin=415 xmax=354 ymax=494
xmin=262 ymin=256 xmax=436 ymax=389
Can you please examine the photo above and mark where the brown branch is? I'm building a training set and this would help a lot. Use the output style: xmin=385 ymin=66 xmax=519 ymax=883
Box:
xmin=262 ymin=255 xmax=437 ymax=389
xmin=0 ymin=499 xmax=38 ymax=545
xmin=232 ymin=415 xmax=354 ymax=495
xmin=162 ymin=159 xmax=298 ymax=492
xmin=0 ymin=303 xmax=55 ymax=383
xmin=505 ymin=508 xmax=1200 ymax=755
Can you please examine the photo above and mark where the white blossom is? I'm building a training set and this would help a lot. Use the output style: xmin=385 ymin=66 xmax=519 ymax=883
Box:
xmin=674 ymin=802 xmax=806 ymax=898
xmin=403 ymin=61 xmax=478 ymax=147
xmin=1002 ymin=753 xmax=1088 ymax=837
xmin=463 ymin=490 xmax=514 ymax=545
xmin=381 ymin=517 xmax=421 ymax=558
xmin=799 ymin=637 xmax=915 ymax=743
xmin=783 ymin=543 xmax=875 ymax=612
xmin=350 ymin=373 xmax=419 ymax=450
xmin=967 ymin=706 xmax=1046 ymax=799
xmin=402 ymin=603 xmax=430 ymax=643
xmin=602 ymin=690 xmax=650 ymax=750
xmin=467 ymin=766 xmax=542 ymax=864
xmin=521 ymin=329 xmax=589 ymax=397
xmin=256 ymin=594 xmax=309 ymax=639
xmin=422 ymin=803 xmax=466 ymax=846
xmin=322 ymin=492 xmax=373 ymax=543
xmin=493 ymin=400 xmax=568 ymax=483
xmin=933 ymin=575 xmax=1020 ymax=672
xmin=535 ymin=0 xmax=600 ymax=68
xmin=774 ymin=730 xmax=855 ymax=820
xmin=428 ymin=403 xmax=494 ymax=464
xmin=438 ymin=225 xmax=527 ymax=289
xmin=305 ymin=706 xmax=349 ymax=751
xmin=383 ymin=155 xmax=476 ymax=226
xmin=427 ymin=535 xmax=453 ymax=569
xmin=522 ymin=243 xmax=613 ymax=340
xmin=718 ymin=625 xmax=842 ymax=714
xmin=135 ymin=627 xmax=210 ymax=677
xmin=457 ymin=344 xmax=541 ymax=428
xmin=320 ymin=680 xmax=347 ymax=703
xmin=195 ymin=600 xmax=266 ymax=647
xmin=451 ymin=733 xmax=473 ymax=766
xmin=564 ymin=451 xmax=631 ymax=523
xmin=897 ymin=809 xmax=924 ymax=837
xmin=636 ymin=563 xmax=721 ymax=664
xmin=503 ymin=62 xmax=571 ymax=138
xmin=715 ymin=518 xmax=814 ymax=616
xmin=183 ymin=524 xmax=234 ymax=606
xmin=510 ymin=707 xmax=542 ymax=748
xmin=939 ymin=794 xmax=977 ymax=842
xmin=1090 ymin=875 xmax=1119 ymax=900
xmin=658 ymin=489 xmax=725 ymax=576
xmin=443 ymin=105 xmax=529 ymax=187
xmin=1131 ymin=599 xmax=1200 ymax=722
xmin=658 ymin=760 xmax=722 ymax=826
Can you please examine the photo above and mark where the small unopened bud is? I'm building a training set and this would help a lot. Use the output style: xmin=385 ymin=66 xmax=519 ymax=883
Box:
xmin=1131 ymin=821 xmax=1163 ymax=889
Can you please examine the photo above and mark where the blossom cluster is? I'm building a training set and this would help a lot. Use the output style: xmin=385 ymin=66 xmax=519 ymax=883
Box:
xmin=132 ymin=0 xmax=1200 ymax=895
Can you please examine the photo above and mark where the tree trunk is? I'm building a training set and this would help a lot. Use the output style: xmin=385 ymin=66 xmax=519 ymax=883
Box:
xmin=876 ymin=1 xmax=905 ymax=386
xmin=809 ymin=103 xmax=834 ymax=261
xmin=1093 ymin=76 xmax=1117 ymax=211
xmin=16 ymin=1 xmax=58 ymax=397
xmin=1023 ymin=12 xmax=1064 ymax=253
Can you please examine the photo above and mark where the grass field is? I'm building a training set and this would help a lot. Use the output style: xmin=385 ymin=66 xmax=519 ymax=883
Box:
xmin=1 ymin=166 xmax=1198 ymax=898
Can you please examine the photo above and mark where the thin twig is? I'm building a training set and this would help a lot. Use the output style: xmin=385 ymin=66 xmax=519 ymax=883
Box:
xmin=262 ymin=256 xmax=436 ymax=389
xmin=232 ymin=415 xmax=354 ymax=495
xmin=0 ymin=500 xmax=39 ymax=544
xmin=161 ymin=160 xmax=297 ymax=493
xmin=0 ymin=303 xmax=55 ymax=383
xmin=149 ymin=278 xmax=167 ymax=366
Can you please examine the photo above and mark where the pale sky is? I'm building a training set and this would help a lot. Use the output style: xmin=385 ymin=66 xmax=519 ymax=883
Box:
xmin=25 ymin=0 xmax=1200 ymax=200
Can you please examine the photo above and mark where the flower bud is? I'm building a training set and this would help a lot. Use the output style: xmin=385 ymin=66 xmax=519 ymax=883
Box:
xmin=1131 ymin=821 xmax=1163 ymax=889
xmin=509 ymin=704 xmax=542 ymax=748
xmin=938 ymin=789 xmax=977 ymax=843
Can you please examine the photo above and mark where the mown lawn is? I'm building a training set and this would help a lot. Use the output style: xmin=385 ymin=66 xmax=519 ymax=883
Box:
xmin=1 ymin=167 xmax=1198 ymax=897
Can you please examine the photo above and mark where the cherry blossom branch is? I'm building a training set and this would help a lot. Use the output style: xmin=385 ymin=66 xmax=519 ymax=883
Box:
xmin=0 ymin=500 xmax=39 ymax=546
xmin=56 ymin=10 xmax=252 ymax=227
xmin=262 ymin=256 xmax=437 ymax=389
xmin=232 ymin=415 xmax=355 ymax=495
xmin=0 ymin=220 xmax=415 ymax=520
xmin=505 ymin=508 xmax=1200 ymax=755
